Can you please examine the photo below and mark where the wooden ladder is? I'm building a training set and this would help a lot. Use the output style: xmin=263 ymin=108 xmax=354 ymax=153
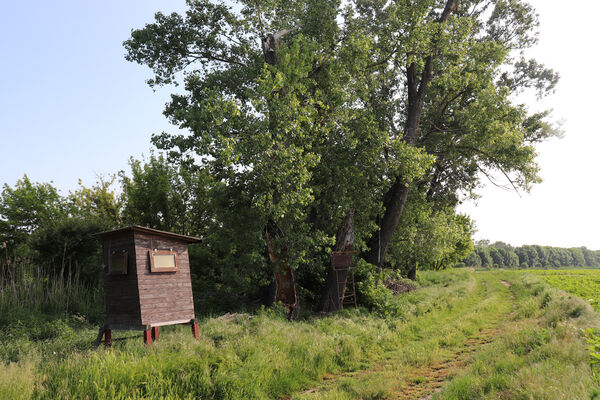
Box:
xmin=336 ymin=267 xmax=357 ymax=309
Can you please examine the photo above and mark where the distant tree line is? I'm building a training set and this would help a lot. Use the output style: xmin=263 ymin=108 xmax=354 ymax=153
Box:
xmin=461 ymin=241 xmax=600 ymax=269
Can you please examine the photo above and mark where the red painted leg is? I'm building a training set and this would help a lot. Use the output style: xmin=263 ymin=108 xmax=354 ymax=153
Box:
xmin=143 ymin=329 xmax=152 ymax=346
xmin=151 ymin=326 xmax=159 ymax=341
xmin=104 ymin=329 xmax=112 ymax=347
xmin=191 ymin=322 xmax=199 ymax=339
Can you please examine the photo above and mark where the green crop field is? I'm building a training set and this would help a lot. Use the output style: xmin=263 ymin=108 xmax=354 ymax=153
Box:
xmin=528 ymin=269 xmax=600 ymax=310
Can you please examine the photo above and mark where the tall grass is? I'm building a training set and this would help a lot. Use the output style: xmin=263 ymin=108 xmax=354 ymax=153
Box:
xmin=35 ymin=271 xmax=491 ymax=399
xmin=0 ymin=354 xmax=39 ymax=400
xmin=0 ymin=258 xmax=104 ymax=325
xmin=3 ymin=267 xmax=600 ymax=399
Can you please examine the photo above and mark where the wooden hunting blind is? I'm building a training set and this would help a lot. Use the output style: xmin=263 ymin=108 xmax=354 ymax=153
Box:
xmin=95 ymin=226 xmax=201 ymax=346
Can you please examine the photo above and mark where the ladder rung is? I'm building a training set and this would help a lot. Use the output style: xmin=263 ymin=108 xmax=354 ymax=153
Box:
xmin=335 ymin=268 xmax=357 ymax=308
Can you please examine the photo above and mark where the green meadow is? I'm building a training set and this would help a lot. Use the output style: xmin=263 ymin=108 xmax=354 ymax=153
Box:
xmin=0 ymin=0 xmax=590 ymax=398
xmin=2 ymin=268 xmax=600 ymax=399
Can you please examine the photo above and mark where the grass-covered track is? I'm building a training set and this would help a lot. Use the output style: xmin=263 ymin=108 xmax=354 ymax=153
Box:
xmin=292 ymin=272 xmax=513 ymax=399
xmin=435 ymin=271 xmax=600 ymax=399
xmin=2 ymin=269 xmax=600 ymax=399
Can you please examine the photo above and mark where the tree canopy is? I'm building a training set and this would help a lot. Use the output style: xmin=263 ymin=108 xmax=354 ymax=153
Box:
xmin=119 ymin=0 xmax=561 ymax=310
xmin=0 ymin=0 xmax=563 ymax=315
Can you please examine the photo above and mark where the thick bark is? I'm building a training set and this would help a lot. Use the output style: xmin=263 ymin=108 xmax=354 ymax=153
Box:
xmin=265 ymin=231 xmax=299 ymax=318
xmin=365 ymin=178 xmax=410 ymax=265
xmin=320 ymin=209 xmax=355 ymax=312
xmin=262 ymin=28 xmax=298 ymax=66
xmin=366 ymin=0 xmax=460 ymax=267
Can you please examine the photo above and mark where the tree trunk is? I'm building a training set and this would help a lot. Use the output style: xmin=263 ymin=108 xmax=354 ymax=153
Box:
xmin=365 ymin=0 xmax=460 ymax=268
xmin=407 ymin=264 xmax=417 ymax=281
xmin=320 ymin=209 xmax=354 ymax=312
xmin=365 ymin=178 xmax=410 ymax=266
xmin=265 ymin=231 xmax=299 ymax=319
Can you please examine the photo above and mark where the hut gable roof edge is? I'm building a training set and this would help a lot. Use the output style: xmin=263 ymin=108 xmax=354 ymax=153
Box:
xmin=94 ymin=225 xmax=201 ymax=243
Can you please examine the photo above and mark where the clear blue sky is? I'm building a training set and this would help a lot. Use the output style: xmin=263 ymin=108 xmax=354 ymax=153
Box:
xmin=0 ymin=0 xmax=187 ymax=192
xmin=2 ymin=1 xmax=599 ymax=248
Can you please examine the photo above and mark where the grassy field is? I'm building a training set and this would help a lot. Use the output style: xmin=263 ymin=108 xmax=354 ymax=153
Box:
xmin=1 ymin=269 xmax=600 ymax=399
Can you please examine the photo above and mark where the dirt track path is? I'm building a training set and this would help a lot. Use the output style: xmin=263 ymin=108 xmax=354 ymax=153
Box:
xmin=396 ymin=326 xmax=501 ymax=400
xmin=292 ymin=277 xmax=514 ymax=400
xmin=396 ymin=280 xmax=513 ymax=400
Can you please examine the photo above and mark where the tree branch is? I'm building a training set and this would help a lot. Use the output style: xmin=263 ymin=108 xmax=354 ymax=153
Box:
xmin=188 ymin=51 xmax=247 ymax=67
xmin=455 ymin=145 xmax=522 ymax=195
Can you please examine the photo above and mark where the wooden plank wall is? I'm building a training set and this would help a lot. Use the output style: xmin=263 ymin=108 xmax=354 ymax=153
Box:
xmin=134 ymin=232 xmax=195 ymax=326
xmin=103 ymin=231 xmax=142 ymax=327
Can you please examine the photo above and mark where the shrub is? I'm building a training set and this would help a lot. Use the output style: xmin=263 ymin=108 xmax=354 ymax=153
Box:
xmin=355 ymin=260 xmax=418 ymax=317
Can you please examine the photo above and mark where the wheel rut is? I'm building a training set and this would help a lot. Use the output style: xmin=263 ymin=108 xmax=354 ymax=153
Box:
xmin=396 ymin=326 xmax=501 ymax=400
xmin=396 ymin=280 xmax=513 ymax=400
